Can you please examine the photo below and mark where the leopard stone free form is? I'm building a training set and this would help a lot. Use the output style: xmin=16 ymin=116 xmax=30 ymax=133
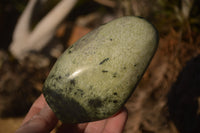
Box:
xmin=43 ymin=16 xmax=159 ymax=123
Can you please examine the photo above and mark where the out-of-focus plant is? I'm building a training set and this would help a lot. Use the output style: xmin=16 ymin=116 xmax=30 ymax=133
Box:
xmin=0 ymin=0 xmax=27 ymax=13
xmin=189 ymin=0 xmax=200 ymax=34
xmin=95 ymin=0 xmax=158 ymax=17
xmin=174 ymin=0 xmax=194 ymax=43
xmin=9 ymin=0 xmax=78 ymax=60
xmin=156 ymin=0 xmax=199 ymax=38
xmin=174 ymin=0 xmax=193 ymax=23
xmin=172 ymin=0 xmax=200 ymax=44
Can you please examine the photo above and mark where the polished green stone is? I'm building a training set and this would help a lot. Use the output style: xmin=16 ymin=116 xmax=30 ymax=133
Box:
xmin=43 ymin=16 xmax=159 ymax=123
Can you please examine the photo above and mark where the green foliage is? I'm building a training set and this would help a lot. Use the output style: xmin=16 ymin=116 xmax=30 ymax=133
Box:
xmin=189 ymin=0 xmax=200 ymax=33
xmin=152 ymin=0 xmax=200 ymax=35
xmin=0 ymin=0 xmax=27 ymax=13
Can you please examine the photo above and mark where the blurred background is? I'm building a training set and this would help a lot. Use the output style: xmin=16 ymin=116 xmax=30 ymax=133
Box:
xmin=0 ymin=0 xmax=200 ymax=132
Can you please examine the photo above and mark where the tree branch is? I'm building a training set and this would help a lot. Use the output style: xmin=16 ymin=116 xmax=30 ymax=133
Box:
xmin=9 ymin=0 xmax=78 ymax=60
xmin=12 ymin=0 xmax=37 ymax=41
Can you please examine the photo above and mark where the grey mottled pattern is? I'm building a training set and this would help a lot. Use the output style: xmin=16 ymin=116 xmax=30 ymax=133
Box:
xmin=43 ymin=16 xmax=159 ymax=123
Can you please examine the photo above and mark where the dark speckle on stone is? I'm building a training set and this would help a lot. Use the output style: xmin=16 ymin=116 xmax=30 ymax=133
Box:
xmin=89 ymin=86 xmax=93 ymax=90
xmin=99 ymin=58 xmax=109 ymax=65
xmin=138 ymin=16 xmax=144 ymax=19
xmin=70 ymin=79 xmax=76 ymax=86
xmin=113 ymin=92 xmax=118 ymax=95
xmin=102 ymin=70 xmax=108 ymax=73
xmin=123 ymin=67 xmax=126 ymax=70
xmin=50 ymin=74 xmax=55 ymax=78
xmin=55 ymin=76 xmax=61 ymax=80
xmin=134 ymin=64 xmax=137 ymax=67
xmin=88 ymin=98 xmax=103 ymax=108
xmin=113 ymin=73 xmax=117 ymax=78
xmin=69 ymin=87 xmax=73 ymax=91
xmin=110 ymin=38 xmax=112 ymax=41
xmin=68 ymin=50 xmax=72 ymax=54
xmin=77 ymin=89 xmax=84 ymax=96
xmin=113 ymin=100 xmax=118 ymax=103
xmin=65 ymin=73 xmax=70 ymax=77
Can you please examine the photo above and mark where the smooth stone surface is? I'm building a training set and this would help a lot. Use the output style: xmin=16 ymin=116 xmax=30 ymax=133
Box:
xmin=43 ymin=16 xmax=159 ymax=123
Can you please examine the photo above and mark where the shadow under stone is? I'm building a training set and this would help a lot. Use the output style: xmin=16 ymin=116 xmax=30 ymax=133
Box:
xmin=168 ymin=55 xmax=200 ymax=133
